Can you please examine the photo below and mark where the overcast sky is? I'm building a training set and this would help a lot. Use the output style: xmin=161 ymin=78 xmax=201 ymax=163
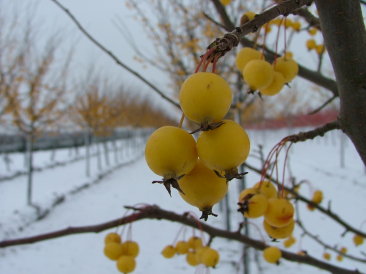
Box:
xmin=2 ymin=0 xmax=178 ymax=115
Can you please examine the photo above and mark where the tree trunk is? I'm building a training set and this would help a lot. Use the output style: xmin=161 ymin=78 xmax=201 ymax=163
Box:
xmin=96 ymin=139 xmax=102 ymax=171
xmin=85 ymin=129 xmax=91 ymax=177
xmin=26 ymin=133 xmax=34 ymax=206
xmin=112 ymin=139 xmax=118 ymax=163
xmin=315 ymin=0 xmax=366 ymax=166
xmin=103 ymin=141 xmax=110 ymax=166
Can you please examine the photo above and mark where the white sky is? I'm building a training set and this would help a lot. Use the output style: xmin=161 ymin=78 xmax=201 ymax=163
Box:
xmin=3 ymin=0 xmax=178 ymax=116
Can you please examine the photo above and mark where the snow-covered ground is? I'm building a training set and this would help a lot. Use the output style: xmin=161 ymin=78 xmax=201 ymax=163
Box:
xmin=0 ymin=128 xmax=365 ymax=274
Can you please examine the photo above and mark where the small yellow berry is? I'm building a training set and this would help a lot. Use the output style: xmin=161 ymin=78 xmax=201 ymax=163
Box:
xmin=220 ymin=0 xmax=232 ymax=6
xmin=175 ymin=241 xmax=190 ymax=254
xmin=263 ymin=246 xmax=282 ymax=264
xmin=306 ymin=39 xmax=316 ymax=50
xmin=308 ymin=28 xmax=317 ymax=36
xmin=353 ymin=234 xmax=364 ymax=246
xmin=104 ymin=232 xmax=121 ymax=244
xmin=323 ymin=252 xmax=331 ymax=261
xmin=161 ymin=245 xmax=176 ymax=258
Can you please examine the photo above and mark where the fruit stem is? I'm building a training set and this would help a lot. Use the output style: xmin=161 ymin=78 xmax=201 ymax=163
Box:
xmin=281 ymin=142 xmax=293 ymax=198
xmin=186 ymin=211 xmax=206 ymax=242
xmin=200 ymin=207 xmax=218 ymax=221
xmin=178 ymin=113 xmax=185 ymax=128
xmin=195 ymin=47 xmax=216 ymax=73
xmin=283 ymin=17 xmax=288 ymax=58
xmin=172 ymin=224 xmax=186 ymax=245
xmin=274 ymin=17 xmax=284 ymax=64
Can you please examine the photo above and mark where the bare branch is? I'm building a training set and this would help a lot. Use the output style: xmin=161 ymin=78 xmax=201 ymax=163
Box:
xmin=0 ymin=205 xmax=361 ymax=273
xmin=208 ymin=0 xmax=338 ymax=97
xmin=284 ymin=120 xmax=340 ymax=143
xmin=207 ymin=0 xmax=313 ymax=57
xmin=293 ymin=8 xmax=321 ymax=29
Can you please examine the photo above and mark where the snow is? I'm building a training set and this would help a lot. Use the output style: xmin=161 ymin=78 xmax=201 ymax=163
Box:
xmin=0 ymin=128 xmax=365 ymax=274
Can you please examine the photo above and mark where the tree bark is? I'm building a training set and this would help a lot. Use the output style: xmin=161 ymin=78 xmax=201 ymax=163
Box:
xmin=315 ymin=0 xmax=366 ymax=166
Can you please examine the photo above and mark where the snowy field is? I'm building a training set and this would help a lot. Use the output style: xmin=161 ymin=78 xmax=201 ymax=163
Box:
xmin=0 ymin=128 xmax=365 ymax=274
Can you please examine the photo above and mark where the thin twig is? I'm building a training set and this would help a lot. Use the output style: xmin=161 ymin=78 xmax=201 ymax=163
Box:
xmin=308 ymin=95 xmax=338 ymax=115
xmin=296 ymin=219 xmax=366 ymax=263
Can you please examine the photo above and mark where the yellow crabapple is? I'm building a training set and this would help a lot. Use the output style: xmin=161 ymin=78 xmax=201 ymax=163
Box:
xmin=323 ymin=252 xmax=331 ymax=261
xmin=145 ymin=126 xmax=197 ymax=195
xmin=240 ymin=11 xmax=256 ymax=25
xmin=186 ymin=251 xmax=200 ymax=266
xmin=238 ymin=188 xmax=268 ymax=218
xmin=243 ymin=59 xmax=274 ymax=90
xmin=260 ymin=71 xmax=285 ymax=96
xmin=104 ymin=232 xmax=121 ymax=244
xmin=306 ymin=39 xmax=316 ymax=50
xmin=220 ymin=0 xmax=231 ymax=6
xmin=353 ymin=234 xmax=364 ymax=246
xmin=187 ymin=236 xmax=203 ymax=249
xmin=201 ymin=247 xmax=220 ymax=267
xmin=312 ymin=190 xmax=323 ymax=204
xmin=263 ymin=246 xmax=282 ymax=264
xmin=197 ymin=120 xmax=250 ymax=173
xmin=179 ymin=72 xmax=232 ymax=126
xmin=273 ymin=56 xmax=299 ymax=82
xmin=104 ymin=242 xmax=123 ymax=261
xmin=175 ymin=241 xmax=190 ymax=254
xmin=179 ymin=160 xmax=227 ymax=220
xmin=235 ymin=47 xmax=262 ymax=71
xmin=254 ymin=181 xmax=277 ymax=199
xmin=283 ymin=235 xmax=297 ymax=248
xmin=121 ymin=241 xmax=139 ymax=257
xmin=264 ymin=198 xmax=295 ymax=228
xmin=263 ymin=219 xmax=295 ymax=239
xmin=116 ymin=255 xmax=136 ymax=273
xmin=316 ymin=44 xmax=325 ymax=55
xmin=308 ymin=28 xmax=317 ymax=36
xmin=161 ymin=245 xmax=176 ymax=258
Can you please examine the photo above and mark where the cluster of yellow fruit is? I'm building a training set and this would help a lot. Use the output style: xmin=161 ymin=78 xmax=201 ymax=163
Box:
xmin=307 ymin=189 xmax=323 ymax=210
xmin=306 ymin=39 xmax=325 ymax=55
xmin=322 ymin=234 xmax=364 ymax=262
xmin=268 ymin=17 xmax=302 ymax=32
xmin=161 ymin=235 xmax=220 ymax=268
xmin=239 ymin=11 xmax=302 ymax=33
xmin=336 ymin=247 xmax=348 ymax=262
xmin=236 ymin=47 xmax=298 ymax=96
xmin=238 ymin=180 xmax=295 ymax=241
xmin=145 ymin=71 xmax=251 ymax=219
xmin=103 ymin=232 xmax=140 ymax=273
xmin=305 ymin=26 xmax=326 ymax=55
